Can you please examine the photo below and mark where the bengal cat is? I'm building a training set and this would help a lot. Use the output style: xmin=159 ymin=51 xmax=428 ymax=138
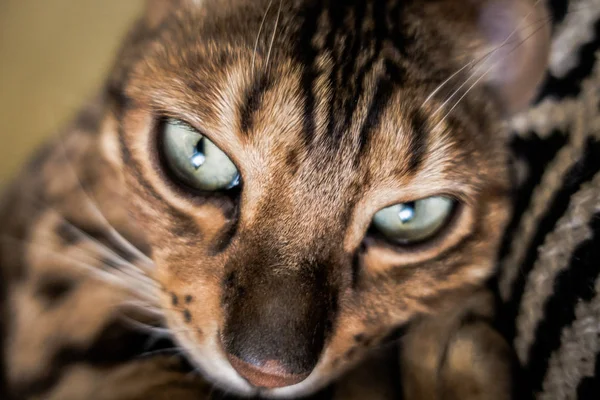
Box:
xmin=0 ymin=0 xmax=551 ymax=399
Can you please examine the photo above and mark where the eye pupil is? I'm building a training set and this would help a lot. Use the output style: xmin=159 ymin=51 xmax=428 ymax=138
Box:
xmin=190 ymin=139 xmax=206 ymax=169
xmin=398 ymin=202 xmax=415 ymax=223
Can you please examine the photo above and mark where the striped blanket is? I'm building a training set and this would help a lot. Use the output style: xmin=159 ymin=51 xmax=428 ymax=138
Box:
xmin=495 ymin=0 xmax=600 ymax=397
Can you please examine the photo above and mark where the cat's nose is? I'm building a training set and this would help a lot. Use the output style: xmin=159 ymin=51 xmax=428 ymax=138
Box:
xmin=221 ymin=265 xmax=335 ymax=389
xmin=226 ymin=354 xmax=310 ymax=388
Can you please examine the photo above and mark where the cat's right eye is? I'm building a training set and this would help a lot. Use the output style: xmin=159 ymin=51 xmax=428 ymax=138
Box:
xmin=161 ymin=119 xmax=240 ymax=192
xmin=371 ymin=196 xmax=455 ymax=245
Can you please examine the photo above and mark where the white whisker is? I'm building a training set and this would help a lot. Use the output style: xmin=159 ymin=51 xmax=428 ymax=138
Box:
xmin=432 ymin=18 xmax=551 ymax=134
xmin=119 ymin=315 xmax=171 ymax=336
xmin=120 ymin=299 xmax=164 ymax=311
xmin=1 ymin=234 xmax=159 ymax=303
xmin=56 ymin=135 xmax=154 ymax=269
xmin=137 ymin=347 xmax=187 ymax=359
xmin=265 ymin=0 xmax=283 ymax=73
xmin=106 ymin=226 xmax=155 ymax=269
xmin=40 ymin=229 xmax=157 ymax=289
xmin=422 ymin=59 xmax=478 ymax=107
xmin=49 ymin=211 xmax=156 ymax=276
xmin=429 ymin=0 xmax=545 ymax=117
xmin=17 ymin=191 xmax=156 ymax=274
xmin=252 ymin=0 xmax=274 ymax=78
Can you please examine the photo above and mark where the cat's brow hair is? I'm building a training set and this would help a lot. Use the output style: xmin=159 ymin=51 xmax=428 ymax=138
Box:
xmin=185 ymin=0 xmax=484 ymax=205
xmin=237 ymin=0 xmax=440 ymax=162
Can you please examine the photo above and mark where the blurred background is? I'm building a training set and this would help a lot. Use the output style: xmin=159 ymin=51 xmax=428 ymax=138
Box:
xmin=0 ymin=0 xmax=145 ymax=186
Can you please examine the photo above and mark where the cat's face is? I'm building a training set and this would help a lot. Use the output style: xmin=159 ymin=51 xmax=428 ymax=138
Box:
xmin=105 ymin=0 xmax=549 ymax=397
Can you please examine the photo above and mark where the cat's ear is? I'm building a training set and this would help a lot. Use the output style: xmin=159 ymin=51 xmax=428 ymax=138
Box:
xmin=144 ymin=0 xmax=203 ymax=29
xmin=476 ymin=0 xmax=550 ymax=114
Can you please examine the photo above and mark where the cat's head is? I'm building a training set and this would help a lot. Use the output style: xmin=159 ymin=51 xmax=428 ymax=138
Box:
xmin=104 ymin=0 xmax=550 ymax=397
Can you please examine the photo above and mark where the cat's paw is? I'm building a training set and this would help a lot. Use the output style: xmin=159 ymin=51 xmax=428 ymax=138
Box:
xmin=40 ymin=356 xmax=214 ymax=400
xmin=400 ymin=294 xmax=516 ymax=400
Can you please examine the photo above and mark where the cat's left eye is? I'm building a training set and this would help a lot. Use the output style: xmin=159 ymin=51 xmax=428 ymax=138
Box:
xmin=161 ymin=119 xmax=240 ymax=192
xmin=371 ymin=196 xmax=455 ymax=245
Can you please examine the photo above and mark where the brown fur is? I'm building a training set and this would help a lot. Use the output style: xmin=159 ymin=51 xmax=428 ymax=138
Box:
xmin=0 ymin=0 xmax=550 ymax=398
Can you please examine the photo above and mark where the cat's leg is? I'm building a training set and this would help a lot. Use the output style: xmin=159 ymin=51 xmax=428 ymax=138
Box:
xmin=400 ymin=291 xmax=517 ymax=400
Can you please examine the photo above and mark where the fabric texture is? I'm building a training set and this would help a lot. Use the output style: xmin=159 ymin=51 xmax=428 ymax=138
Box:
xmin=495 ymin=0 xmax=600 ymax=398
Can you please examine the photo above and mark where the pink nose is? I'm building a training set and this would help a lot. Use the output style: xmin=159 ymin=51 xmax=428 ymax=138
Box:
xmin=227 ymin=354 xmax=310 ymax=388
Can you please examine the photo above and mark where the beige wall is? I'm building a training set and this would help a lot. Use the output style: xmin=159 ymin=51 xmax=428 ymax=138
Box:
xmin=0 ymin=0 xmax=145 ymax=186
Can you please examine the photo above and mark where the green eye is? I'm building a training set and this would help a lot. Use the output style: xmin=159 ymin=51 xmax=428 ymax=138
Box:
xmin=372 ymin=196 xmax=455 ymax=244
xmin=162 ymin=119 xmax=240 ymax=191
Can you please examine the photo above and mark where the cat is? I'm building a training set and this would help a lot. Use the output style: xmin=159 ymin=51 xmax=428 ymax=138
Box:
xmin=0 ymin=0 xmax=550 ymax=398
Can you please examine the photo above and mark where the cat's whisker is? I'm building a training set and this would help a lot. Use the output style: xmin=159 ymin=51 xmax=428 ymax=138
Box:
xmin=119 ymin=318 xmax=174 ymax=350
xmin=137 ymin=347 xmax=188 ymax=360
xmin=120 ymin=299 xmax=164 ymax=312
xmin=1 ymin=235 xmax=159 ymax=303
xmin=422 ymin=31 xmax=529 ymax=109
xmin=122 ymin=297 xmax=182 ymax=312
xmin=105 ymin=226 xmax=155 ymax=269
xmin=429 ymin=49 xmax=503 ymax=118
xmin=118 ymin=303 xmax=192 ymax=328
xmin=79 ymin=250 xmax=154 ymax=289
xmin=118 ymin=314 xmax=184 ymax=339
xmin=48 ymin=215 xmax=155 ymax=278
xmin=210 ymin=383 xmax=235 ymax=400
xmin=431 ymin=34 xmax=532 ymax=118
xmin=10 ymin=182 xmax=155 ymax=274
xmin=125 ymin=304 xmax=165 ymax=315
xmin=56 ymin=134 xmax=155 ymax=270
xmin=54 ymin=205 xmax=153 ymax=272
xmin=252 ymin=0 xmax=274 ymax=78
xmin=434 ymin=18 xmax=551 ymax=133
xmin=423 ymin=48 xmax=499 ymax=112
xmin=560 ymin=4 xmax=600 ymax=14
xmin=118 ymin=303 xmax=166 ymax=321
xmin=44 ymin=232 xmax=158 ymax=288
xmin=430 ymin=0 xmax=546 ymax=117
xmin=421 ymin=59 xmax=477 ymax=107
xmin=137 ymin=340 xmax=209 ymax=368
xmin=186 ymin=364 xmax=206 ymax=382
xmin=265 ymin=0 xmax=283 ymax=73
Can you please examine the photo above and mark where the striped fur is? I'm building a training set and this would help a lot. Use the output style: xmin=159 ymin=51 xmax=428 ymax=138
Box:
xmin=0 ymin=0 xmax=568 ymax=399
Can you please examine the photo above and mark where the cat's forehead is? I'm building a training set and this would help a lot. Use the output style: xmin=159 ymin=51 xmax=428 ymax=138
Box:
xmin=128 ymin=47 xmax=479 ymax=182
xmin=120 ymin=0 xmax=501 ymax=199
xmin=126 ymin=0 xmax=483 ymax=144
xmin=132 ymin=0 xmax=464 ymax=92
